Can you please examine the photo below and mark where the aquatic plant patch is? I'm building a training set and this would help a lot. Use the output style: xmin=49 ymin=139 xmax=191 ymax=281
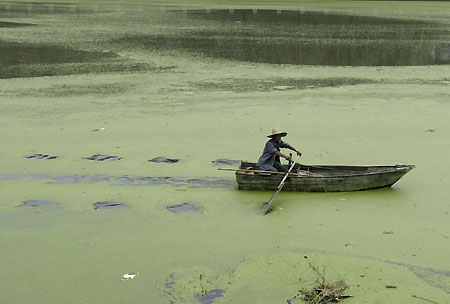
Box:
xmin=161 ymin=252 xmax=450 ymax=303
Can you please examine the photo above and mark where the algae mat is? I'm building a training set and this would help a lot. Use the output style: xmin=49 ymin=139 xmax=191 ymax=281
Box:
xmin=1 ymin=1 xmax=450 ymax=303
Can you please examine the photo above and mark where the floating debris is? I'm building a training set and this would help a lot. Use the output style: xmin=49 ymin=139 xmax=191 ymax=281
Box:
xmin=383 ymin=231 xmax=394 ymax=235
xmin=211 ymin=159 xmax=241 ymax=166
xmin=426 ymin=129 xmax=435 ymax=132
xmin=122 ymin=272 xmax=139 ymax=281
xmin=386 ymin=285 xmax=397 ymax=289
xmin=288 ymin=258 xmax=351 ymax=304
xmin=84 ymin=155 xmax=122 ymax=161
xmin=93 ymin=201 xmax=126 ymax=209
xmin=167 ymin=203 xmax=202 ymax=213
xmin=25 ymin=154 xmax=57 ymax=159
xmin=92 ymin=127 xmax=106 ymax=132
xmin=148 ymin=157 xmax=179 ymax=163
xmin=19 ymin=200 xmax=58 ymax=207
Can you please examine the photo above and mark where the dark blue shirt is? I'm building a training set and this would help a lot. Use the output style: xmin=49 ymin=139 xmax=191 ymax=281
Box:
xmin=257 ymin=139 xmax=290 ymax=170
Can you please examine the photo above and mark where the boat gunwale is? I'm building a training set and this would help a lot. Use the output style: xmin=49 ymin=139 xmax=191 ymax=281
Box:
xmin=235 ymin=163 xmax=415 ymax=179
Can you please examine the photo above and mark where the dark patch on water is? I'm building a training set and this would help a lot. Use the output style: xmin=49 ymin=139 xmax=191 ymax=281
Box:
xmin=0 ymin=21 xmax=35 ymax=28
xmin=113 ymin=9 xmax=450 ymax=66
xmin=25 ymin=154 xmax=57 ymax=160
xmin=53 ymin=175 xmax=111 ymax=184
xmin=19 ymin=199 xmax=57 ymax=207
xmin=0 ymin=2 xmax=99 ymax=14
xmin=167 ymin=203 xmax=202 ymax=213
xmin=0 ymin=173 xmax=235 ymax=188
xmin=84 ymin=155 xmax=122 ymax=161
xmin=194 ymin=77 xmax=375 ymax=93
xmin=112 ymin=176 xmax=234 ymax=188
xmin=196 ymin=289 xmax=225 ymax=304
xmin=183 ymin=9 xmax=431 ymax=26
xmin=0 ymin=41 xmax=116 ymax=66
xmin=5 ymin=1 xmax=76 ymax=5
xmin=93 ymin=201 xmax=126 ymax=209
xmin=212 ymin=159 xmax=241 ymax=166
xmin=0 ymin=60 xmax=168 ymax=79
xmin=165 ymin=274 xmax=176 ymax=289
xmin=149 ymin=157 xmax=180 ymax=163
xmin=4 ymin=83 xmax=135 ymax=98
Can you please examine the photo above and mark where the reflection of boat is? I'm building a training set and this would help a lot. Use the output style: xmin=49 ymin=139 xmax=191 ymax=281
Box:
xmin=233 ymin=162 xmax=415 ymax=192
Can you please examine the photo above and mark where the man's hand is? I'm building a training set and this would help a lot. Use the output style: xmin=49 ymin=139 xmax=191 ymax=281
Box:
xmin=296 ymin=150 xmax=302 ymax=157
xmin=285 ymin=156 xmax=293 ymax=162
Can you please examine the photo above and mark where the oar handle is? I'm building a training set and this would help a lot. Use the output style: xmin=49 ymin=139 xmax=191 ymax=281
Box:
xmin=277 ymin=154 xmax=301 ymax=189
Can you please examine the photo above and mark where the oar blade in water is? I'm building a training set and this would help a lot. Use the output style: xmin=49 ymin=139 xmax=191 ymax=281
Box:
xmin=263 ymin=189 xmax=281 ymax=214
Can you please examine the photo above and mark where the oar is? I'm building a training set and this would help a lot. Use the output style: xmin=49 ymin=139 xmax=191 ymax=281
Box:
xmin=263 ymin=154 xmax=300 ymax=215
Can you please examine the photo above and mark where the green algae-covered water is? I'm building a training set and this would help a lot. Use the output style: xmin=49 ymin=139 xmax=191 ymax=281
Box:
xmin=1 ymin=1 xmax=450 ymax=303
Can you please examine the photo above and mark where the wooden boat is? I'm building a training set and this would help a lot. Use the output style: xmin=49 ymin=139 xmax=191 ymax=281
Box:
xmin=232 ymin=162 xmax=415 ymax=192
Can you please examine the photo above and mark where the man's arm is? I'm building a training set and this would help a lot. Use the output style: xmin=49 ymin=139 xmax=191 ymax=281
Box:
xmin=287 ymin=145 xmax=302 ymax=157
xmin=280 ymin=140 xmax=302 ymax=158
xmin=275 ymin=150 xmax=293 ymax=161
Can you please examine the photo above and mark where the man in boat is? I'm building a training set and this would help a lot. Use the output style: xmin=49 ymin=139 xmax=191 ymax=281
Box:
xmin=257 ymin=128 xmax=302 ymax=173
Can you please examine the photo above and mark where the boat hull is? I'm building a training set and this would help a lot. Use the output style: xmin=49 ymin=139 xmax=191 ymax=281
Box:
xmin=236 ymin=163 xmax=414 ymax=192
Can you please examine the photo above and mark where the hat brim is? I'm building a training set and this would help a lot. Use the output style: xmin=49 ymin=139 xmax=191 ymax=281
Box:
xmin=267 ymin=132 xmax=287 ymax=138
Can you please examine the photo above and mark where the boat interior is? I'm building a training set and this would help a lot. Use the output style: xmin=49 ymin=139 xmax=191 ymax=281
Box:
xmin=239 ymin=161 xmax=413 ymax=177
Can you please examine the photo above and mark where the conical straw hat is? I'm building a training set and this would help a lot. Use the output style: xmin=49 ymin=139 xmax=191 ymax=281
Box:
xmin=267 ymin=128 xmax=287 ymax=138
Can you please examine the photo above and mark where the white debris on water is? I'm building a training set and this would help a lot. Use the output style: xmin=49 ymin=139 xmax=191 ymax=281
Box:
xmin=122 ymin=273 xmax=139 ymax=281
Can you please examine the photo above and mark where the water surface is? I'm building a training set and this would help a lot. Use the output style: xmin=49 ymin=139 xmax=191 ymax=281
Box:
xmin=114 ymin=9 xmax=450 ymax=66
xmin=1 ymin=2 xmax=450 ymax=304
